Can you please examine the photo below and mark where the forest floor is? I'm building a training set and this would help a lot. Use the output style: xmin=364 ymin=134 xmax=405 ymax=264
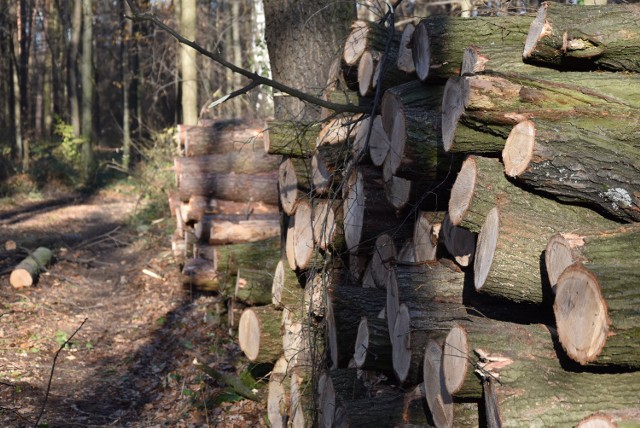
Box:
xmin=0 ymin=183 xmax=268 ymax=427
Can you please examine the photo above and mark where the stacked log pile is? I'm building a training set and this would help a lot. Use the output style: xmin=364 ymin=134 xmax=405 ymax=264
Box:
xmin=172 ymin=3 xmax=640 ymax=427
xmin=170 ymin=121 xmax=282 ymax=311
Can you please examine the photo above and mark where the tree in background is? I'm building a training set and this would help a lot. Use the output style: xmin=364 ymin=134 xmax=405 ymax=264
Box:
xmin=180 ymin=0 xmax=198 ymax=125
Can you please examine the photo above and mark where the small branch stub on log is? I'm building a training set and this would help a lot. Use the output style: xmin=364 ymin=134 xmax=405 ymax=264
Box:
xmin=10 ymin=247 xmax=53 ymax=288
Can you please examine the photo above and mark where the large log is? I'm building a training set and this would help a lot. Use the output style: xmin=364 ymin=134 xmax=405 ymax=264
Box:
xmin=175 ymin=123 xmax=265 ymax=157
xmin=503 ymin=119 xmax=640 ymax=222
xmin=10 ymin=247 xmax=53 ymax=288
xmin=422 ymin=339 xmax=454 ymax=428
xmin=412 ymin=15 xmax=532 ymax=81
xmin=238 ymin=305 xmax=283 ymax=363
xmin=554 ymin=263 xmax=640 ymax=369
xmin=193 ymin=214 xmax=280 ymax=244
xmin=395 ymin=260 xmax=466 ymax=305
xmin=440 ymin=319 xmax=640 ymax=426
xmin=177 ymin=171 xmax=278 ymax=205
xmin=442 ymin=72 xmax=639 ymax=154
xmin=449 ymin=156 xmax=616 ymax=303
xmin=174 ymin=151 xmax=279 ymax=179
xmin=342 ymin=20 xmax=400 ymax=67
xmin=213 ymin=237 xmax=280 ymax=275
xmin=353 ymin=316 xmax=393 ymax=373
xmin=278 ymin=158 xmax=312 ymax=215
xmin=523 ymin=2 xmax=640 ymax=73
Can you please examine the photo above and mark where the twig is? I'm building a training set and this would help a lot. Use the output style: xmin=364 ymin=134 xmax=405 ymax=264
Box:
xmin=125 ymin=0 xmax=370 ymax=115
xmin=34 ymin=318 xmax=88 ymax=428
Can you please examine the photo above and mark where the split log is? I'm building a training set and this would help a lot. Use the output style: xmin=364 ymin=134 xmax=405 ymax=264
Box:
xmin=238 ymin=305 xmax=283 ymax=363
xmin=175 ymin=124 xmax=265 ymax=157
xmin=177 ymin=171 xmax=278 ymax=205
xmin=271 ymin=259 xmax=304 ymax=310
xmin=343 ymin=20 xmax=400 ymax=67
xmin=503 ymin=119 xmax=640 ymax=222
xmin=523 ymin=2 xmax=640 ymax=73
xmin=10 ymin=247 xmax=53 ymax=288
xmin=267 ymin=356 xmax=291 ymax=428
xmin=545 ymin=224 xmax=640 ymax=290
xmin=278 ymin=158 xmax=312 ymax=215
xmin=193 ymin=214 xmax=280 ymax=244
xmin=554 ymin=263 xmax=640 ymax=369
xmin=264 ymin=121 xmax=321 ymax=157
xmin=412 ymin=15 xmax=532 ymax=81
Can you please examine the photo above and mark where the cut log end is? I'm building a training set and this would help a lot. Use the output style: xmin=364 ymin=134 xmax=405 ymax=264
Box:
xmin=10 ymin=247 xmax=53 ymax=289
xmin=503 ymin=120 xmax=536 ymax=177
xmin=554 ymin=263 xmax=609 ymax=365
xmin=423 ymin=339 xmax=454 ymax=428
xmin=343 ymin=21 xmax=369 ymax=66
xmin=442 ymin=325 xmax=469 ymax=395
xmin=279 ymin=159 xmax=300 ymax=216
xmin=318 ymin=372 xmax=336 ymax=428
xmin=412 ymin=21 xmax=431 ymax=81
xmin=441 ymin=78 xmax=464 ymax=152
xmin=369 ymin=115 xmax=390 ymax=167
xmin=267 ymin=357 xmax=290 ymax=428
xmin=358 ymin=50 xmax=375 ymax=97
xmin=238 ymin=308 xmax=261 ymax=361
xmin=384 ymin=175 xmax=411 ymax=211
xmin=545 ymin=233 xmax=575 ymax=290
xmin=397 ymin=23 xmax=416 ymax=74
xmin=312 ymin=200 xmax=336 ymax=251
xmin=293 ymin=200 xmax=314 ymax=270
xmin=413 ymin=211 xmax=440 ymax=263
xmin=474 ymin=206 xmax=500 ymax=293
xmin=392 ymin=303 xmax=411 ymax=383
xmin=383 ymin=111 xmax=406 ymax=181
xmin=523 ymin=3 xmax=550 ymax=59
xmin=461 ymin=46 xmax=488 ymax=76
xmin=311 ymin=154 xmax=331 ymax=195
xmin=448 ymin=156 xmax=477 ymax=226
xmin=353 ymin=317 xmax=369 ymax=368
xmin=343 ymin=170 xmax=364 ymax=254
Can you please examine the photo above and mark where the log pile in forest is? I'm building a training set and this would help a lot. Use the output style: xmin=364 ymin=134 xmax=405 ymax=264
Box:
xmin=171 ymin=3 xmax=640 ymax=427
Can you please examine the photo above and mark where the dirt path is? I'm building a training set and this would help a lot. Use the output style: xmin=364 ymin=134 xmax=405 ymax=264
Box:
xmin=0 ymin=190 xmax=267 ymax=427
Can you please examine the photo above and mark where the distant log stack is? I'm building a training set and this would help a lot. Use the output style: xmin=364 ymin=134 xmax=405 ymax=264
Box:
xmin=171 ymin=4 xmax=640 ymax=426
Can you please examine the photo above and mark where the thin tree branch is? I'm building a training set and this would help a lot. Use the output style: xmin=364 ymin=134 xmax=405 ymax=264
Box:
xmin=34 ymin=318 xmax=88 ymax=428
xmin=125 ymin=0 xmax=371 ymax=115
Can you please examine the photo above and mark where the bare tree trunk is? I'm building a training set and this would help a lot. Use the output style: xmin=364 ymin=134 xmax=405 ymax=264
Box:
xmin=231 ymin=1 xmax=242 ymax=117
xmin=81 ymin=0 xmax=94 ymax=180
xmin=121 ymin=0 xmax=131 ymax=170
xmin=180 ymin=0 xmax=198 ymax=125
xmin=69 ymin=0 xmax=82 ymax=138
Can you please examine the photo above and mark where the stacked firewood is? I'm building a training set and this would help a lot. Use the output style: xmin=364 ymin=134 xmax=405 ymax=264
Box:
xmin=229 ymin=2 xmax=640 ymax=427
xmin=169 ymin=121 xmax=283 ymax=311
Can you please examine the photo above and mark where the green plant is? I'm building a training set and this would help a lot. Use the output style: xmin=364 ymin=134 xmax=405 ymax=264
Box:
xmin=53 ymin=118 xmax=84 ymax=168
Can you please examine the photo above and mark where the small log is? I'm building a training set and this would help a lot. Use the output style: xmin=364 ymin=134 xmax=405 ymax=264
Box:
xmin=422 ymin=339 xmax=453 ymax=428
xmin=343 ymin=20 xmax=399 ymax=66
xmin=396 ymin=260 xmax=465 ymax=305
xmin=440 ymin=213 xmax=476 ymax=267
xmin=234 ymin=268 xmax=274 ymax=306
xmin=278 ymin=158 xmax=312 ymax=216
xmin=342 ymin=166 xmax=414 ymax=254
xmin=353 ymin=316 xmax=393 ymax=373
xmin=554 ymin=263 xmax=640 ymax=369
xmin=264 ymin=121 xmax=321 ymax=157
xmin=413 ymin=210 xmax=443 ymax=263
xmin=175 ymin=124 xmax=264 ymax=157
xmin=370 ymin=233 xmax=397 ymax=289
xmin=214 ymin=237 xmax=280 ymax=276
xmin=523 ymin=2 xmax=640 ymax=72
xmin=177 ymin=171 xmax=278 ymax=205
xmin=194 ymin=214 xmax=280 ymax=244
xmin=396 ymin=23 xmax=416 ymax=74
xmin=292 ymin=199 xmax=318 ymax=270
xmin=238 ymin=305 xmax=283 ymax=363
xmin=10 ymin=247 xmax=53 ymax=288
xmin=311 ymin=198 xmax=344 ymax=252
xmin=271 ymin=260 xmax=304 ymax=310
xmin=503 ymin=119 xmax=640 ymax=222
xmin=380 ymin=80 xmax=442 ymax=136
xmin=368 ymin=115 xmax=390 ymax=167
xmin=267 ymin=356 xmax=291 ymax=428
xmin=281 ymin=307 xmax=313 ymax=372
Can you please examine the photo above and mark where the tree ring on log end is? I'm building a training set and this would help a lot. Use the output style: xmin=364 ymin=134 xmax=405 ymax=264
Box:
xmin=392 ymin=303 xmax=411 ymax=383
xmin=318 ymin=372 xmax=335 ymax=428
xmin=503 ymin=120 xmax=536 ymax=177
xmin=442 ymin=78 xmax=464 ymax=152
xmin=449 ymin=156 xmax=477 ymax=226
xmin=293 ymin=200 xmax=314 ymax=270
xmin=369 ymin=116 xmax=390 ymax=167
xmin=554 ymin=263 xmax=609 ymax=365
xmin=238 ymin=309 xmax=261 ymax=361
xmin=387 ymin=269 xmax=400 ymax=341
xmin=358 ymin=50 xmax=375 ymax=97
xmin=279 ymin=159 xmax=299 ymax=215
xmin=474 ymin=206 xmax=500 ymax=292
xmin=353 ymin=317 xmax=369 ymax=368
xmin=343 ymin=170 xmax=365 ymax=254
xmin=577 ymin=414 xmax=616 ymax=428
xmin=443 ymin=324 xmax=469 ymax=395
xmin=412 ymin=21 xmax=431 ymax=81
xmin=423 ymin=339 xmax=453 ymax=428
xmin=343 ymin=21 xmax=369 ymax=66
xmin=545 ymin=233 xmax=576 ymax=291
xmin=383 ymin=111 xmax=406 ymax=181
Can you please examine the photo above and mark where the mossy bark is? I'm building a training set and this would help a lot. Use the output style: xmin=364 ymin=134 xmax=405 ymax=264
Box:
xmin=265 ymin=120 xmax=322 ymax=157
